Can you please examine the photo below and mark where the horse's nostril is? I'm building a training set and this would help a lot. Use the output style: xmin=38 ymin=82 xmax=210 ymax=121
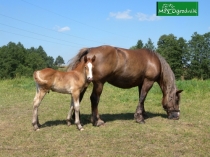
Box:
xmin=169 ymin=112 xmax=180 ymax=120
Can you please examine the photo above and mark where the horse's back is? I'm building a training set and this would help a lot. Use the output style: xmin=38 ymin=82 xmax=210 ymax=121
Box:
xmin=86 ymin=46 xmax=161 ymax=88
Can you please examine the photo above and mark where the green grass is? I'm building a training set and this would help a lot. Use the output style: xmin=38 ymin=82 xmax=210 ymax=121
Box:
xmin=0 ymin=78 xmax=210 ymax=156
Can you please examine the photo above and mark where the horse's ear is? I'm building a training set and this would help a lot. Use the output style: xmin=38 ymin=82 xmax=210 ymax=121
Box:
xmin=92 ymin=55 xmax=96 ymax=62
xmin=84 ymin=55 xmax=88 ymax=62
xmin=176 ymin=90 xmax=183 ymax=95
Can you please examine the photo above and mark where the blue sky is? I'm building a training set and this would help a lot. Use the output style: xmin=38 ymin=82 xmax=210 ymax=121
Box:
xmin=0 ymin=0 xmax=209 ymax=63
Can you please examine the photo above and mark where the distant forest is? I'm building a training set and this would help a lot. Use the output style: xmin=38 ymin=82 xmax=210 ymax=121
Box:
xmin=0 ymin=31 xmax=210 ymax=80
xmin=0 ymin=42 xmax=64 ymax=79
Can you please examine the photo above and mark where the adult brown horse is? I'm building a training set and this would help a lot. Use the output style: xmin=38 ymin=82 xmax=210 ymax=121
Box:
xmin=67 ymin=45 xmax=183 ymax=126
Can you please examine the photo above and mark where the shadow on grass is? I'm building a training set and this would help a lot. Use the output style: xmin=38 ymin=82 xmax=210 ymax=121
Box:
xmin=41 ymin=111 xmax=167 ymax=128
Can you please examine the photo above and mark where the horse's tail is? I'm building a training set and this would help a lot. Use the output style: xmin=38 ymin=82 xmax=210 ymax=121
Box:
xmin=66 ymin=48 xmax=89 ymax=71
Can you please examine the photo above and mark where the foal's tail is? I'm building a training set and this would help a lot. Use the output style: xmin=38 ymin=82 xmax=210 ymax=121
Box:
xmin=33 ymin=71 xmax=48 ymax=85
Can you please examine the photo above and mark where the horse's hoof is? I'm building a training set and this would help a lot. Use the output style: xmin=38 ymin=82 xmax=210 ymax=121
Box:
xmin=95 ymin=120 xmax=105 ymax=127
xmin=136 ymin=119 xmax=145 ymax=124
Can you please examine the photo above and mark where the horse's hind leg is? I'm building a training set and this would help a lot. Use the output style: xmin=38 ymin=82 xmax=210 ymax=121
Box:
xmin=32 ymin=86 xmax=46 ymax=131
xmin=134 ymin=79 xmax=154 ymax=123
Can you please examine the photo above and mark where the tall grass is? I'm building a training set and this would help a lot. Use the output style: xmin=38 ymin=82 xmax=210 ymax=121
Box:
xmin=0 ymin=78 xmax=210 ymax=156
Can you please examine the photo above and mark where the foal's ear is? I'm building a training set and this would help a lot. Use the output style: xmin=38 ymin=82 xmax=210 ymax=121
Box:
xmin=84 ymin=55 xmax=88 ymax=62
xmin=92 ymin=55 xmax=96 ymax=62
xmin=176 ymin=90 xmax=183 ymax=95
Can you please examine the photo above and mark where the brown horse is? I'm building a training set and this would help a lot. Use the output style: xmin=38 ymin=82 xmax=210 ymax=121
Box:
xmin=32 ymin=55 xmax=96 ymax=131
xmin=67 ymin=45 xmax=183 ymax=126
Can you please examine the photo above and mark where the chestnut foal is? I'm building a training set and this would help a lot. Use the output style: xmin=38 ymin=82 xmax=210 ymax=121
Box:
xmin=32 ymin=55 xmax=96 ymax=131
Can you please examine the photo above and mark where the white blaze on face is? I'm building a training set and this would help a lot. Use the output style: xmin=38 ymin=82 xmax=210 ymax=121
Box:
xmin=86 ymin=62 xmax=93 ymax=80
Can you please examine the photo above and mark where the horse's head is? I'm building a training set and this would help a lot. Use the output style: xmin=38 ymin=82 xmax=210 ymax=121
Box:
xmin=163 ymin=89 xmax=183 ymax=120
xmin=84 ymin=55 xmax=96 ymax=82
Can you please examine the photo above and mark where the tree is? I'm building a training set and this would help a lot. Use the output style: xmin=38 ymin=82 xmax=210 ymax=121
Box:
xmin=130 ymin=39 xmax=144 ymax=49
xmin=55 ymin=55 xmax=65 ymax=67
xmin=0 ymin=42 xmax=56 ymax=79
xmin=187 ymin=32 xmax=210 ymax=79
xmin=157 ymin=34 xmax=189 ymax=79
xmin=144 ymin=38 xmax=156 ymax=51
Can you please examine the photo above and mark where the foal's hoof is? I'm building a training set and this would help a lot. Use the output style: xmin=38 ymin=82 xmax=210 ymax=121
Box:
xmin=67 ymin=121 xmax=71 ymax=126
xmin=33 ymin=127 xmax=40 ymax=131
xmin=79 ymin=128 xmax=84 ymax=131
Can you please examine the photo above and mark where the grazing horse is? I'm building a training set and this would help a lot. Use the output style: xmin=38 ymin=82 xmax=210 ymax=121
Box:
xmin=32 ymin=55 xmax=96 ymax=131
xmin=67 ymin=45 xmax=183 ymax=126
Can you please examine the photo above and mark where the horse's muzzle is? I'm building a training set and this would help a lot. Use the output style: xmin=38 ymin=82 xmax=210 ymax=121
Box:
xmin=168 ymin=111 xmax=180 ymax=120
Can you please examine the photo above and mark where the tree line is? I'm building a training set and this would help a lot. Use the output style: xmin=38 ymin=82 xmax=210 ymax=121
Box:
xmin=0 ymin=42 xmax=64 ymax=79
xmin=130 ymin=32 xmax=210 ymax=80
xmin=1 ymin=31 xmax=210 ymax=80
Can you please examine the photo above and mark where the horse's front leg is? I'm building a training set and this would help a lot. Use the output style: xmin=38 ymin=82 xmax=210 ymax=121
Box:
xmin=32 ymin=88 xmax=46 ymax=131
xmin=72 ymin=92 xmax=83 ymax=131
xmin=134 ymin=79 xmax=154 ymax=123
xmin=90 ymin=82 xmax=105 ymax=126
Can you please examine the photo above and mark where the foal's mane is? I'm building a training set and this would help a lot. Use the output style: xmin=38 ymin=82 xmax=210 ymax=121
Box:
xmin=154 ymin=52 xmax=176 ymax=93
xmin=67 ymin=48 xmax=89 ymax=71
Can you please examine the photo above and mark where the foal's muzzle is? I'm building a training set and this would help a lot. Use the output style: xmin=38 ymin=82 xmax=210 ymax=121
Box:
xmin=87 ymin=77 xmax=93 ymax=82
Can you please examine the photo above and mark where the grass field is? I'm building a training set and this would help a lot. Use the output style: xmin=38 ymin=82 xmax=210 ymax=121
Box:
xmin=0 ymin=78 xmax=210 ymax=157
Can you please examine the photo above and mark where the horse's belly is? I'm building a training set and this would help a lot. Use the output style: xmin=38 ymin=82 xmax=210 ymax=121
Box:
xmin=107 ymin=76 xmax=143 ymax=88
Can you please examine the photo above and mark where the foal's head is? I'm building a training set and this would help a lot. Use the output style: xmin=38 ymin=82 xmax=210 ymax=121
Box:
xmin=84 ymin=55 xmax=96 ymax=82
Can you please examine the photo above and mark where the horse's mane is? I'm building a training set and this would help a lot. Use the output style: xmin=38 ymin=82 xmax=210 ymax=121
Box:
xmin=154 ymin=52 xmax=176 ymax=93
xmin=66 ymin=48 xmax=89 ymax=71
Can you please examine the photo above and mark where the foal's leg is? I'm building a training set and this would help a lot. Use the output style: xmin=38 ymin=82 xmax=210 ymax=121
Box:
xmin=66 ymin=98 xmax=74 ymax=126
xmin=90 ymin=82 xmax=105 ymax=126
xmin=32 ymin=87 xmax=46 ymax=130
xmin=72 ymin=92 xmax=83 ymax=130
xmin=134 ymin=79 xmax=154 ymax=123
xmin=71 ymin=87 xmax=87 ymax=123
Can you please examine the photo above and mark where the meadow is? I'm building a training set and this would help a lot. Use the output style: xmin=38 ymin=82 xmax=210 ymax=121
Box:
xmin=0 ymin=78 xmax=210 ymax=157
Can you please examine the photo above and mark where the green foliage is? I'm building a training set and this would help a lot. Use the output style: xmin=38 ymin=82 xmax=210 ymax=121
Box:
xmin=0 ymin=42 xmax=60 ymax=79
xmin=187 ymin=32 xmax=210 ymax=79
xmin=144 ymin=38 xmax=156 ymax=51
xmin=157 ymin=34 xmax=189 ymax=79
xmin=55 ymin=55 xmax=65 ymax=67
xmin=130 ymin=39 xmax=144 ymax=49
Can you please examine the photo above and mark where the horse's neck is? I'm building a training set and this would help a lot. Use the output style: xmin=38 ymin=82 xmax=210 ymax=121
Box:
xmin=159 ymin=75 xmax=176 ymax=97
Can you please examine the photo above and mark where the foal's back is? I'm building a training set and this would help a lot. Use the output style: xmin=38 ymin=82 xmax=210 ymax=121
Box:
xmin=34 ymin=68 xmax=76 ymax=93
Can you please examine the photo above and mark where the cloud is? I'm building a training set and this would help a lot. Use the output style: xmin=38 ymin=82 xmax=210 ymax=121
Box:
xmin=109 ymin=9 xmax=133 ymax=20
xmin=54 ymin=26 xmax=70 ymax=32
xmin=136 ymin=13 xmax=161 ymax=21
xmin=208 ymin=27 xmax=210 ymax=30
